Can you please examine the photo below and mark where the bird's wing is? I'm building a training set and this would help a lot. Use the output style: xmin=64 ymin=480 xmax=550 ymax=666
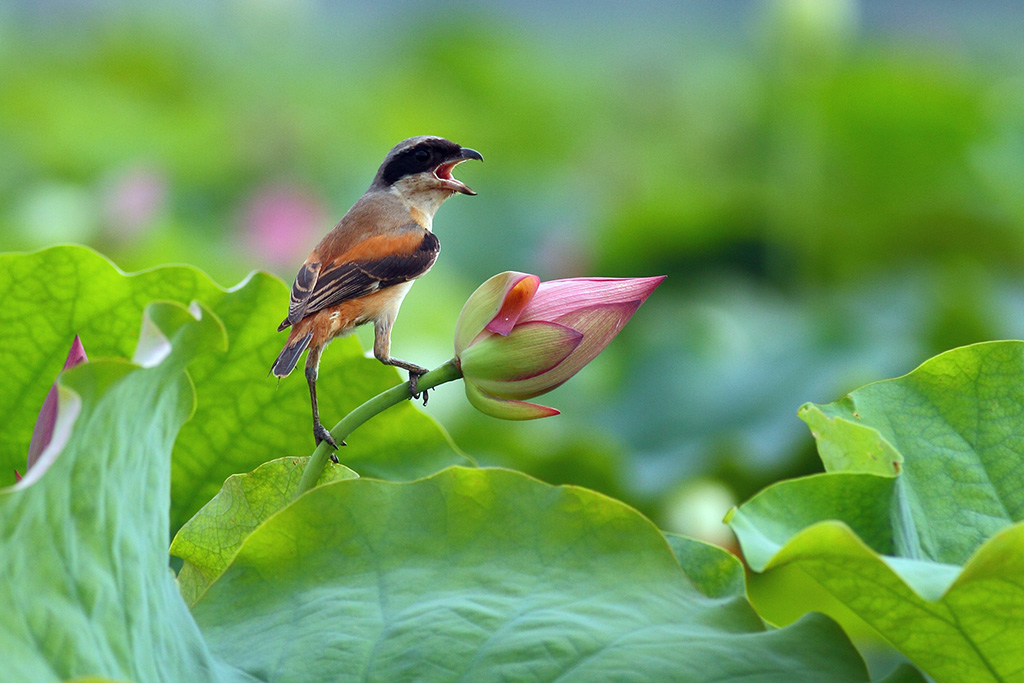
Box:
xmin=278 ymin=225 xmax=439 ymax=331
xmin=278 ymin=258 xmax=321 ymax=331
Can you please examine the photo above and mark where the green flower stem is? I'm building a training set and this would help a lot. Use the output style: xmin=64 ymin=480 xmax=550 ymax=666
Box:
xmin=294 ymin=359 xmax=463 ymax=499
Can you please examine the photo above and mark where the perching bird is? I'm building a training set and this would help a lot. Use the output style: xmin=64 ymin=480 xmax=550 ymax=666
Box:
xmin=271 ymin=136 xmax=482 ymax=451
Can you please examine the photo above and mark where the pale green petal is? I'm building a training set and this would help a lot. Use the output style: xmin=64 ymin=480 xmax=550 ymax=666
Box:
xmin=464 ymin=378 xmax=560 ymax=420
xmin=459 ymin=320 xmax=581 ymax=385
xmin=453 ymin=271 xmax=539 ymax=354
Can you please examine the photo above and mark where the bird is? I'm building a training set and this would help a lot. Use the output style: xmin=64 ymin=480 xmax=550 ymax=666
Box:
xmin=271 ymin=135 xmax=483 ymax=452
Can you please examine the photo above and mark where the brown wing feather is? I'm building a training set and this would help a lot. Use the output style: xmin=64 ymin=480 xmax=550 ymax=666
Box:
xmin=278 ymin=260 xmax=321 ymax=331
xmin=278 ymin=225 xmax=439 ymax=331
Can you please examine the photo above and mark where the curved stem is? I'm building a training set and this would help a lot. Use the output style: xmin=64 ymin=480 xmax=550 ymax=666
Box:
xmin=294 ymin=359 xmax=463 ymax=499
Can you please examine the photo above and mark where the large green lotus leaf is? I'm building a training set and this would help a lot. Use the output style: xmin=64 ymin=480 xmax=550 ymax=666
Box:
xmin=190 ymin=466 xmax=870 ymax=682
xmin=171 ymin=456 xmax=358 ymax=606
xmin=0 ymin=301 xmax=252 ymax=683
xmin=0 ymin=246 xmax=469 ymax=531
xmin=877 ymin=664 xmax=929 ymax=683
xmin=0 ymin=246 xmax=219 ymax=457
xmin=804 ymin=340 xmax=1024 ymax=563
xmin=729 ymin=341 xmax=1024 ymax=683
xmin=664 ymin=532 xmax=746 ymax=599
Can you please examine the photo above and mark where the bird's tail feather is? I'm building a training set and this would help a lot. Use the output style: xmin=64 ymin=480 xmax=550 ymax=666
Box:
xmin=271 ymin=331 xmax=313 ymax=378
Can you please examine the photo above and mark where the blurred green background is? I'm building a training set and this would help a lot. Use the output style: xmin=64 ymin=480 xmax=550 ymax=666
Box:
xmin=3 ymin=0 xmax=1023 ymax=545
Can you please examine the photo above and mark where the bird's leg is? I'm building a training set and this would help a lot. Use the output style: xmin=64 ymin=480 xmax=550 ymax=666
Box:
xmin=305 ymin=345 xmax=343 ymax=461
xmin=374 ymin=319 xmax=430 ymax=404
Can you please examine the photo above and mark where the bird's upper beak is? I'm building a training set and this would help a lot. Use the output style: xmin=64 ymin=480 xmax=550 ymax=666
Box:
xmin=435 ymin=147 xmax=484 ymax=195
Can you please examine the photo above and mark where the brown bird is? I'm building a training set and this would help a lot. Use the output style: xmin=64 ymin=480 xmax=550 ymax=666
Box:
xmin=271 ymin=135 xmax=483 ymax=450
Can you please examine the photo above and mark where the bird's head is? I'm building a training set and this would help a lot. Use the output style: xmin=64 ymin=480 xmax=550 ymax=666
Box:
xmin=372 ymin=136 xmax=483 ymax=211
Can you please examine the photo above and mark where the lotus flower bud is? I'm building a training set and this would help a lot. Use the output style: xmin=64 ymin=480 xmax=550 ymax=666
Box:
xmin=26 ymin=335 xmax=88 ymax=472
xmin=454 ymin=272 xmax=664 ymax=420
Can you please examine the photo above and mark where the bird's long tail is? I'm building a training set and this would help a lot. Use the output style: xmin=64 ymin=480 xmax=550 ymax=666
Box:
xmin=271 ymin=330 xmax=314 ymax=378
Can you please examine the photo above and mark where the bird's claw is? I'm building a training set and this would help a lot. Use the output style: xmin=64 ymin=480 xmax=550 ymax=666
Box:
xmin=314 ymin=425 xmax=338 ymax=449
xmin=314 ymin=423 xmax=345 ymax=463
xmin=409 ymin=371 xmax=429 ymax=406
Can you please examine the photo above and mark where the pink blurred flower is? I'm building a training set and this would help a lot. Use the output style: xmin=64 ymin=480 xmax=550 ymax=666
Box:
xmin=101 ymin=165 xmax=168 ymax=240
xmin=241 ymin=184 xmax=327 ymax=269
xmin=454 ymin=272 xmax=664 ymax=420
xmin=26 ymin=335 xmax=88 ymax=473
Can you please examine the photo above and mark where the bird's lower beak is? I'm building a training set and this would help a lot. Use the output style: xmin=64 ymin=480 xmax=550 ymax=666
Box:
xmin=435 ymin=147 xmax=484 ymax=195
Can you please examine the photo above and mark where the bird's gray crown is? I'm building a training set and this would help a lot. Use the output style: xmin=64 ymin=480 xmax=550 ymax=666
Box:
xmin=374 ymin=136 xmax=465 ymax=187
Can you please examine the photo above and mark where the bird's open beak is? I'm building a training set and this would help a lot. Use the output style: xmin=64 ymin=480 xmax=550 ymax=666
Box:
xmin=435 ymin=147 xmax=484 ymax=195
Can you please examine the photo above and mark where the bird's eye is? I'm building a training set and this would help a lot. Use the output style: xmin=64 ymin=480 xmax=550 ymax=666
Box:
xmin=414 ymin=148 xmax=430 ymax=162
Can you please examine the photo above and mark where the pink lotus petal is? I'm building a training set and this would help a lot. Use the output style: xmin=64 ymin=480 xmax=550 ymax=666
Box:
xmin=518 ymin=276 xmax=665 ymax=324
xmin=14 ymin=470 xmax=22 ymax=482
xmin=27 ymin=335 xmax=88 ymax=471
xmin=63 ymin=335 xmax=88 ymax=370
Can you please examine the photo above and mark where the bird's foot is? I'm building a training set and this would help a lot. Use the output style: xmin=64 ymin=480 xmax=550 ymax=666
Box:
xmin=314 ymin=422 xmax=345 ymax=463
xmin=409 ymin=370 xmax=429 ymax=406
